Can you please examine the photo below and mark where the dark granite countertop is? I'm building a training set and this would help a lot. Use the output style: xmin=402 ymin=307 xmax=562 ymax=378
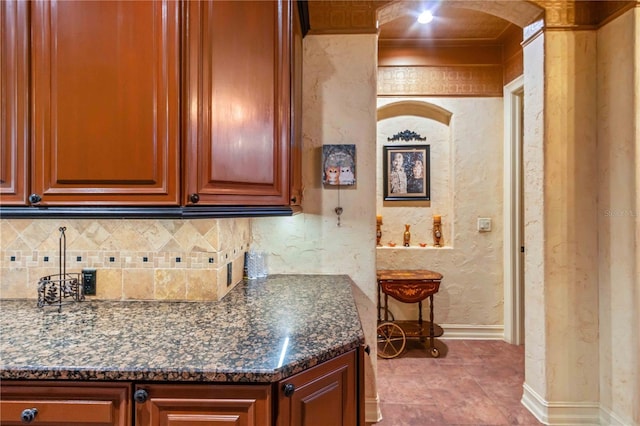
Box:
xmin=0 ymin=275 xmax=364 ymax=383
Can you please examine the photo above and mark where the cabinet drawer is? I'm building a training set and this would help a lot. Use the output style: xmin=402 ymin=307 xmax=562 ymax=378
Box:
xmin=0 ymin=382 xmax=130 ymax=426
xmin=134 ymin=383 xmax=271 ymax=426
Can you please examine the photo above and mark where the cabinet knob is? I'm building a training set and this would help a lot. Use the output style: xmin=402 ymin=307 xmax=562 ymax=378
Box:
xmin=134 ymin=389 xmax=149 ymax=403
xmin=28 ymin=193 xmax=42 ymax=204
xmin=290 ymin=196 xmax=297 ymax=203
xmin=282 ymin=383 xmax=295 ymax=397
xmin=20 ymin=408 xmax=38 ymax=423
xmin=189 ymin=193 xmax=200 ymax=204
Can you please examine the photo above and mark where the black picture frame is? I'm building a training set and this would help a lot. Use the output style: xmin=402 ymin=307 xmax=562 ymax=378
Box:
xmin=383 ymin=145 xmax=430 ymax=201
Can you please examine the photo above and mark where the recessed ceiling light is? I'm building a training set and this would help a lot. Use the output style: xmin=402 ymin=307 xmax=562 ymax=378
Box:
xmin=417 ymin=10 xmax=433 ymax=24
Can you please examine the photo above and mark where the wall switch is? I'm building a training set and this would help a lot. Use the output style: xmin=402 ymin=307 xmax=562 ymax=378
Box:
xmin=478 ymin=218 xmax=492 ymax=232
xmin=82 ymin=268 xmax=97 ymax=295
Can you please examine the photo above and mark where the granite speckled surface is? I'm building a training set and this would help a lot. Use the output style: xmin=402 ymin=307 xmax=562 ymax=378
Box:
xmin=0 ymin=275 xmax=364 ymax=383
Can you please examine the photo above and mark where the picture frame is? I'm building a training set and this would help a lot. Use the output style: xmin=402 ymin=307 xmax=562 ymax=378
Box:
xmin=322 ymin=144 xmax=356 ymax=186
xmin=383 ymin=145 xmax=430 ymax=201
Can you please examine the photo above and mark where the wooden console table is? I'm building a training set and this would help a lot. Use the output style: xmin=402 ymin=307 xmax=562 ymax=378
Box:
xmin=376 ymin=269 xmax=443 ymax=358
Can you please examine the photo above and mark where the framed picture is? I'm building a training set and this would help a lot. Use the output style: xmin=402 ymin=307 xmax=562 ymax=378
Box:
xmin=322 ymin=144 xmax=356 ymax=186
xmin=383 ymin=145 xmax=430 ymax=201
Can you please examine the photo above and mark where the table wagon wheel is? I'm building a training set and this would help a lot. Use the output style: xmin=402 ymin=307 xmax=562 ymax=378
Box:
xmin=376 ymin=322 xmax=406 ymax=359
xmin=430 ymin=346 xmax=440 ymax=358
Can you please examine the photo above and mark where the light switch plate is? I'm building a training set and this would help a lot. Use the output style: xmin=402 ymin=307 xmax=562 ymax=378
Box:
xmin=478 ymin=218 xmax=492 ymax=232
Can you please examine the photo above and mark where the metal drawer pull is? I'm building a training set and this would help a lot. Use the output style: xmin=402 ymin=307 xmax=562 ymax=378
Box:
xmin=134 ymin=389 xmax=149 ymax=403
xmin=20 ymin=408 xmax=38 ymax=424
xmin=282 ymin=383 xmax=295 ymax=397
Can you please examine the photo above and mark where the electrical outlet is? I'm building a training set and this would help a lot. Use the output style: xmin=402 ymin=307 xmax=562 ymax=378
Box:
xmin=227 ymin=262 xmax=233 ymax=287
xmin=82 ymin=268 xmax=97 ymax=295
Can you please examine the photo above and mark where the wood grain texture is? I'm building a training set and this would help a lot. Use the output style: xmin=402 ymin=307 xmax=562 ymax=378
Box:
xmin=30 ymin=0 xmax=180 ymax=205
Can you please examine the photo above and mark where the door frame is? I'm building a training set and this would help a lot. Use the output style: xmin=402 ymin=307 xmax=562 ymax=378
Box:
xmin=503 ymin=75 xmax=525 ymax=345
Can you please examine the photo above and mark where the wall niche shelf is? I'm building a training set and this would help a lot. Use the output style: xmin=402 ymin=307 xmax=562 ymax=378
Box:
xmin=377 ymin=246 xmax=452 ymax=250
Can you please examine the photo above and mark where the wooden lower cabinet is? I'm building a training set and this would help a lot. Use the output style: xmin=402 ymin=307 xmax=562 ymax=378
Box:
xmin=277 ymin=350 xmax=358 ymax=426
xmin=0 ymin=381 xmax=131 ymax=425
xmin=134 ymin=383 xmax=271 ymax=426
xmin=0 ymin=350 xmax=361 ymax=426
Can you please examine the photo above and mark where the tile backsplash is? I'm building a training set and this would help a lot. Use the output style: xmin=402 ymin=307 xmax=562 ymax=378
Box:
xmin=0 ymin=218 xmax=250 ymax=301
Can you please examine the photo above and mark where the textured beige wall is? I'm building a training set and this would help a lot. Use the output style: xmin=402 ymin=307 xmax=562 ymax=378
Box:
xmin=522 ymin=25 xmax=548 ymax=403
xmin=0 ymin=218 xmax=249 ymax=301
xmin=523 ymin=21 xmax=602 ymax=420
xmin=597 ymin=8 xmax=639 ymax=425
xmin=375 ymin=97 xmax=505 ymax=328
xmin=251 ymin=34 xmax=379 ymax=411
xmin=543 ymin=29 xmax=600 ymax=403
xmin=522 ymin=23 xmax=614 ymax=424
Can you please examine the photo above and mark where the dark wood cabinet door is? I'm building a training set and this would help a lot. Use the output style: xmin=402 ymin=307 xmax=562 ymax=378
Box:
xmin=0 ymin=381 xmax=131 ymax=425
xmin=0 ymin=1 xmax=29 ymax=205
xmin=134 ymin=383 xmax=271 ymax=426
xmin=289 ymin=0 xmax=303 ymax=208
xmin=30 ymin=0 xmax=180 ymax=206
xmin=184 ymin=0 xmax=291 ymax=206
xmin=278 ymin=351 xmax=358 ymax=426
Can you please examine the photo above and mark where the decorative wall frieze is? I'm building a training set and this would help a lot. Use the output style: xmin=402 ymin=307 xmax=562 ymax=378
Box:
xmin=535 ymin=0 xmax=576 ymax=27
xmin=531 ymin=0 xmax=636 ymax=29
xmin=378 ymin=66 xmax=503 ymax=97
xmin=306 ymin=1 xmax=387 ymax=35
xmin=504 ymin=50 xmax=524 ymax=86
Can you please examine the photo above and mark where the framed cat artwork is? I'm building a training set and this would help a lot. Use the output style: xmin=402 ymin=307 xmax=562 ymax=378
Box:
xmin=322 ymin=144 xmax=356 ymax=186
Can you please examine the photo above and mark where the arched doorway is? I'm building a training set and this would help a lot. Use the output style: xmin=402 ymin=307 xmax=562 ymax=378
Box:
xmin=375 ymin=0 xmax=542 ymax=344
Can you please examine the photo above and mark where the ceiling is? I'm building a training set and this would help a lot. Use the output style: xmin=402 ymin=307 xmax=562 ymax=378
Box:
xmin=304 ymin=1 xmax=526 ymax=43
xmin=304 ymin=1 xmax=636 ymax=43
xmin=376 ymin=5 xmax=513 ymax=43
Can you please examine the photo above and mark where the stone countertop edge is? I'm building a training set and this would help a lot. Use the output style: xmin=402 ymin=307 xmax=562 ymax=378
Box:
xmin=0 ymin=274 xmax=365 ymax=383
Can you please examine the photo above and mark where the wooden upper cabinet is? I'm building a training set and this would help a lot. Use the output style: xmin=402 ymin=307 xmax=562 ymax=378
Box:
xmin=0 ymin=1 xmax=29 ymax=205
xmin=289 ymin=0 xmax=303 ymax=207
xmin=30 ymin=0 xmax=180 ymax=206
xmin=184 ymin=0 xmax=292 ymax=206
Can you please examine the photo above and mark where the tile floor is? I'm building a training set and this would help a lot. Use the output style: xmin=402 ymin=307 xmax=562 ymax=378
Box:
xmin=373 ymin=339 xmax=543 ymax=425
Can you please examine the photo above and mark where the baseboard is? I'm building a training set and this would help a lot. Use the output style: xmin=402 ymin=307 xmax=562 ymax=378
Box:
xmin=599 ymin=405 xmax=636 ymax=426
xmin=365 ymin=394 xmax=383 ymax=424
xmin=440 ymin=324 xmax=504 ymax=340
xmin=522 ymin=383 xmax=601 ymax=425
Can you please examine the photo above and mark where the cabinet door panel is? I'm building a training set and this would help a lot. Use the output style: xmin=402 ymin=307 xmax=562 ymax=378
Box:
xmin=185 ymin=1 xmax=291 ymax=205
xmin=0 ymin=1 xmax=29 ymax=205
xmin=278 ymin=351 xmax=357 ymax=426
xmin=31 ymin=0 xmax=180 ymax=205
xmin=135 ymin=383 xmax=271 ymax=426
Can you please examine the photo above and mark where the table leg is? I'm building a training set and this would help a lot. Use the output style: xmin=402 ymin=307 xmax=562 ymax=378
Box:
xmin=418 ymin=300 xmax=424 ymax=342
xmin=429 ymin=294 xmax=435 ymax=350
xmin=377 ymin=282 xmax=381 ymax=322
xmin=384 ymin=293 xmax=389 ymax=321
